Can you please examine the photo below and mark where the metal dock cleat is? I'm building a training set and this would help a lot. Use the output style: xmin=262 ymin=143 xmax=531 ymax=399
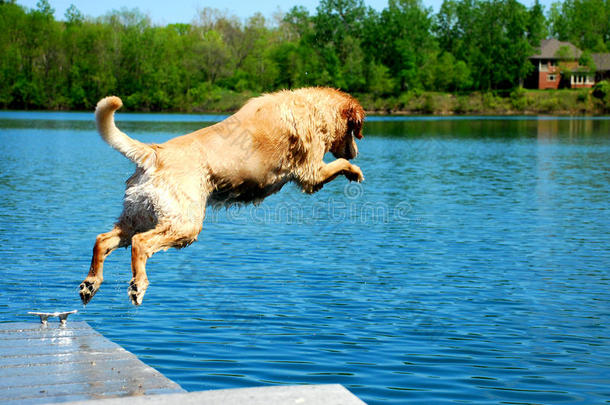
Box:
xmin=28 ymin=310 xmax=78 ymax=325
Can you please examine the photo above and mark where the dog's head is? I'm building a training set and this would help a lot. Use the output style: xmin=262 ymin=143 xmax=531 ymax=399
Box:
xmin=331 ymin=97 xmax=365 ymax=160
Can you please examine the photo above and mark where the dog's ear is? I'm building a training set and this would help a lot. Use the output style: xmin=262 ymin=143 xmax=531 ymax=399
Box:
xmin=341 ymin=99 xmax=365 ymax=139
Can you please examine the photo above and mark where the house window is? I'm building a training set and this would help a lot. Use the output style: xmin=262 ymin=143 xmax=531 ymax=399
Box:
xmin=539 ymin=60 xmax=548 ymax=72
xmin=548 ymin=74 xmax=556 ymax=81
xmin=571 ymin=75 xmax=589 ymax=85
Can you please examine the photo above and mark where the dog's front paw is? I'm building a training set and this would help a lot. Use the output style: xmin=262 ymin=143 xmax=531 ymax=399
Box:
xmin=79 ymin=278 xmax=101 ymax=305
xmin=128 ymin=278 xmax=149 ymax=306
xmin=345 ymin=165 xmax=364 ymax=182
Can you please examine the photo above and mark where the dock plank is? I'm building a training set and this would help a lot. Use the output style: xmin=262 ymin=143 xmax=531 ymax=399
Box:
xmin=63 ymin=384 xmax=367 ymax=405
xmin=0 ymin=322 xmax=184 ymax=404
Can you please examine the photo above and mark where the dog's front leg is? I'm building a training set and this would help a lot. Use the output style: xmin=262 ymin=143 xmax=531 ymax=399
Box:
xmin=309 ymin=158 xmax=364 ymax=192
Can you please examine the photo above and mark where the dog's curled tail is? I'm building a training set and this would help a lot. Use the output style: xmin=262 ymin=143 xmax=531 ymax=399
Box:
xmin=95 ymin=96 xmax=156 ymax=169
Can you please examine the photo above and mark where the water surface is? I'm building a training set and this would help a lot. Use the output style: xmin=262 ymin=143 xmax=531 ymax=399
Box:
xmin=1 ymin=112 xmax=609 ymax=404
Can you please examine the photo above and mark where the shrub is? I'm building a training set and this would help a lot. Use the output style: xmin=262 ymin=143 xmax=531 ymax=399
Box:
xmin=453 ymin=96 xmax=469 ymax=114
xmin=592 ymin=80 xmax=610 ymax=111
xmin=396 ymin=92 xmax=413 ymax=110
xmin=539 ymin=97 xmax=563 ymax=113
xmin=510 ymin=87 xmax=529 ymax=111
xmin=482 ymin=92 xmax=499 ymax=110
xmin=592 ymin=80 xmax=610 ymax=100
xmin=419 ymin=94 xmax=432 ymax=113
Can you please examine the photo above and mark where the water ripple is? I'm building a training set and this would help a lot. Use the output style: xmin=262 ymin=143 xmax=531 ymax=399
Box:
xmin=1 ymin=115 xmax=610 ymax=404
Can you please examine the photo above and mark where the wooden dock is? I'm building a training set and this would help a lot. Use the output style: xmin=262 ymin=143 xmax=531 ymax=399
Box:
xmin=0 ymin=321 xmax=365 ymax=404
xmin=0 ymin=322 xmax=184 ymax=404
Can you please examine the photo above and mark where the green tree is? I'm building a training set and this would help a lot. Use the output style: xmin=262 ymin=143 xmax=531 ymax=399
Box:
xmin=239 ymin=14 xmax=280 ymax=91
xmin=65 ymin=4 xmax=83 ymax=25
xmin=377 ymin=0 xmax=436 ymax=91
xmin=579 ymin=50 xmax=597 ymax=71
xmin=527 ymin=0 xmax=548 ymax=46
xmin=193 ymin=29 xmax=232 ymax=85
xmin=281 ymin=6 xmax=329 ymax=87
xmin=435 ymin=0 xmax=478 ymax=66
xmin=0 ymin=1 xmax=27 ymax=106
xmin=313 ymin=0 xmax=367 ymax=90
xmin=549 ymin=0 xmax=609 ymax=51
xmin=3 ymin=0 xmax=603 ymax=111
xmin=314 ymin=0 xmax=366 ymax=46
xmin=425 ymin=52 xmax=472 ymax=91
xmin=436 ymin=0 xmax=533 ymax=90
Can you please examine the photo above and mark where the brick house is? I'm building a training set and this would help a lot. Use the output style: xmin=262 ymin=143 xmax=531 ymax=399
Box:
xmin=527 ymin=39 xmax=595 ymax=89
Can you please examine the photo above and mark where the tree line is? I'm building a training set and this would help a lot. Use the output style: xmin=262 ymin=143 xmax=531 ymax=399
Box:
xmin=0 ymin=0 xmax=609 ymax=111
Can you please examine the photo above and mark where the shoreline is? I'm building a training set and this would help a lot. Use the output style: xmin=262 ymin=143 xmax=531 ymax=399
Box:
xmin=357 ymin=89 xmax=609 ymax=116
xmin=2 ymin=89 xmax=608 ymax=117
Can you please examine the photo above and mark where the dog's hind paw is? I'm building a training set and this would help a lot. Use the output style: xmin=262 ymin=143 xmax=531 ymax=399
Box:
xmin=128 ymin=279 xmax=149 ymax=306
xmin=79 ymin=279 xmax=101 ymax=305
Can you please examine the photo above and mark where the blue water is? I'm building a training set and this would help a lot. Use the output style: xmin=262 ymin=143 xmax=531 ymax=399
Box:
xmin=1 ymin=112 xmax=609 ymax=404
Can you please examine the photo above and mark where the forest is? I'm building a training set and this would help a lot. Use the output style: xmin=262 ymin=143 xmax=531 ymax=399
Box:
xmin=0 ymin=0 xmax=609 ymax=112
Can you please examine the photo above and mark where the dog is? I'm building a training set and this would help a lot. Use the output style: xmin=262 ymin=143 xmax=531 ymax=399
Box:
xmin=79 ymin=87 xmax=365 ymax=306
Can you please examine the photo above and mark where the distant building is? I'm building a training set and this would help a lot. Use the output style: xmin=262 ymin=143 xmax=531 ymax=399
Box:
xmin=527 ymin=39 xmax=610 ymax=89
xmin=592 ymin=53 xmax=610 ymax=82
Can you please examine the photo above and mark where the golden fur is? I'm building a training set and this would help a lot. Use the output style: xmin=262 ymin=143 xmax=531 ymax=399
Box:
xmin=79 ymin=87 xmax=365 ymax=305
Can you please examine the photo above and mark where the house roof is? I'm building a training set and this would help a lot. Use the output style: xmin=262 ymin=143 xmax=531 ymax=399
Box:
xmin=530 ymin=38 xmax=582 ymax=59
xmin=592 ymin=53 xmax=610 ymax=71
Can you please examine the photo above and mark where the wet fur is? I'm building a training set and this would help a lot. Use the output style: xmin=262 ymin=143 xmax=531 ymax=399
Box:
xmin=79 ymin=87 xmax=365 ymax=306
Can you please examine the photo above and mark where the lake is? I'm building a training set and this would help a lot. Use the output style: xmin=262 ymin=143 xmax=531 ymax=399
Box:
xmin=1 ymin=111 xmax=609 ymax=404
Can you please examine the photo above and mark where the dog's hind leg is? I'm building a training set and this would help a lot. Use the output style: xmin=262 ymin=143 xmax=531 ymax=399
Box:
xmin=127 ymin=222 xmax=201 ymax=306
xmin=79 ymin=226 xmax=127 ymax=305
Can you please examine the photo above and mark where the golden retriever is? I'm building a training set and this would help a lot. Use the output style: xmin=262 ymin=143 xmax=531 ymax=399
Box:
xmin=79 ymin=87 xmax=365 ymax=306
